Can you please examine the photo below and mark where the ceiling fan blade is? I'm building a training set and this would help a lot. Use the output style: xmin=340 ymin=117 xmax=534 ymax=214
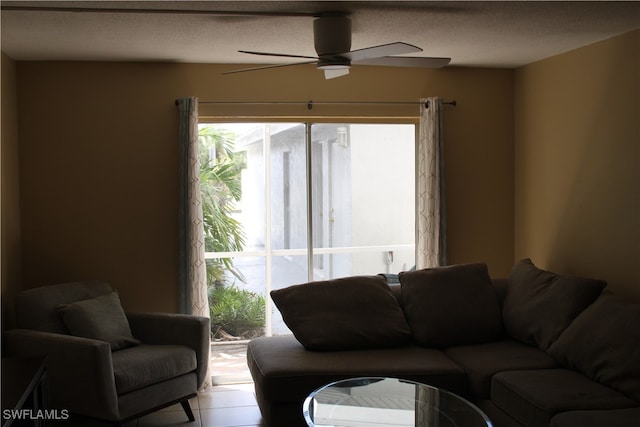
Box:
xmin=355 ymin=56 xmax=451 ymax=68
xmin=0 ymin=5 xmax=319 ymax=17
xmin=324 ymin=68 xmax=350 ymax=79
xmin=239 ymin=50 xmax=318 ymax=60
xmin=343 ymin=42 xmax=423 ymax=62
xmin=223 ymin=61 xmax=318 ymax=75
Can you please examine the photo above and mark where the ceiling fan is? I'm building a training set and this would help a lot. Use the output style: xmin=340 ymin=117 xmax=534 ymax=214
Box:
xmin=225 ymin=13 xmax=451 ymax=79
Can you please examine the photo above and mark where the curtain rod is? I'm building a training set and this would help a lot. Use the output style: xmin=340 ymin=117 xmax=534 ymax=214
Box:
xmin=176 ymin=100 xmax=457 ymax=109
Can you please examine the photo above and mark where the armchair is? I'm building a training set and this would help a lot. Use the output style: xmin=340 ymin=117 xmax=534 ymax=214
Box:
xmin=3 ymin=281 xmax=210 ymax=426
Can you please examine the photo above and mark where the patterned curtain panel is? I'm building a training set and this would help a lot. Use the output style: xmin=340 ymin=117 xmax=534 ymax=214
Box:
xmin=177 ymin=97 xmax=212 ymax=390
xmin=416 ymin=97 xmax=447 ymax=269
xmin=177 ymin=97 xmax=209 ymax=317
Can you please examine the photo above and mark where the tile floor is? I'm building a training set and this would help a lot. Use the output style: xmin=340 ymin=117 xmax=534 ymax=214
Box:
xmin=61 ymin=382 xmax=265 ymax=426
xmin=135 ymin=340 xmax=264 ymax=427
xmin=137 ymin=383 xmax=264 ymax=427
xmin=136 ymin=342 xmax=264 ymax=426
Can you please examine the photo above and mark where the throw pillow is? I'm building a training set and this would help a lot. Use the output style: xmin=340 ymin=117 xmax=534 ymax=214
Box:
xmin=57 ymin=291 xmax=140 ymax=351
xmin=502 ymin=258 xmax=606 ymax=350
xmin=399 ymin=263 xmax=503 ymax=348
xmin=270 ymin=275 xmax=411 ymax=351
xmin=548 ymin=293 xmax=640 ymax=401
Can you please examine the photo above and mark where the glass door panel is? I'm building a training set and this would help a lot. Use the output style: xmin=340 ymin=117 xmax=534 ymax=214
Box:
xmin=265 ymin=123 xmax=308 ymax=335
xmin=310 ymin=123 xmax=415 ymax=280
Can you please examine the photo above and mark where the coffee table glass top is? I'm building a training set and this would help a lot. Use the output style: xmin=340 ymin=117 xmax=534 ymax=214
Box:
xmin=303 ymin=377 xmax=493 ymax=427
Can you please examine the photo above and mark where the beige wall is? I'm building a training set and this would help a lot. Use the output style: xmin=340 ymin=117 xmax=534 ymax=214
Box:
xmin=514 ymin=30 xmax=640 ymax=300
xmin=8 ymin=61 xmax=514 ymax=312
xmin=1 ymin=52 xmax=23 ymax=318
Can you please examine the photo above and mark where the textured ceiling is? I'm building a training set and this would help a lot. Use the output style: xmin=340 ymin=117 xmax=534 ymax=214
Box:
xmin=1 ymin=1 xmax=639 ymax=68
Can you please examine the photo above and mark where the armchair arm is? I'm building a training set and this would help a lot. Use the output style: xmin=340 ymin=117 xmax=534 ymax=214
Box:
xmin=3 ymin=329 xmax=119 ymax=420
xmin=126 ymin=312 xmax=210 ymax=388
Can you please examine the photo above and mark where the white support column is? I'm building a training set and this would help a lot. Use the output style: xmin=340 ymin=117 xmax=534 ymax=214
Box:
xmin=305 ymin=123 xmax=314 ymax=282
xmin=264 ymin=124 xmax=273 ymax=336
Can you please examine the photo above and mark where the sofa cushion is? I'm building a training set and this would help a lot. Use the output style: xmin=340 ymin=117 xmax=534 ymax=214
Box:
xmin=57 ymin=291 xmax=140 ymax=351
xmin=492 ymin=369 xmax=637 ymax=427
xmin=502 ymin=259 xmax=606 ymax=350
xmin=247 ymin=335 xmax=468 ymax=403
xmin=399 ymin=263 xmax=503 ymax=348
xmin=548 ymin=293 xmax=640 ymax=401
xmin=270 ymin=275 xmax=411 ymax=351
xmin=14 ymin=281 xmax=114 ymax=333
xmin=550 ymin=408 xmax=640 ymax=427
xmin=111 ymin=344 xmax=197 ymax=394
xmin=445 ymin=340 xmax=557 ymax=398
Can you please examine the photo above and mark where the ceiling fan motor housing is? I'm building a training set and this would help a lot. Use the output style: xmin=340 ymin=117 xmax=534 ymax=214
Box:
xmin=313 ymin=15 xmax=352 ymax=56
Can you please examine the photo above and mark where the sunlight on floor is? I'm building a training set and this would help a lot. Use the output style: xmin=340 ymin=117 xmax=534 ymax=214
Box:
xmin=210 ymin=342 xmax=252 ymax=386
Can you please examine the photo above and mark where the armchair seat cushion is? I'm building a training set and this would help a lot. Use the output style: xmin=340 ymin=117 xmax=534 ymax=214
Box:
xmin=112 ymin=344 xmax=197 ymax=394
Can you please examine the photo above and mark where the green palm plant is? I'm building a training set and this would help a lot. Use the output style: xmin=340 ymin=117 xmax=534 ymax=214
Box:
xmin=208 ymin=285 xmax=265 ymax=338
xmin=198 ymin=125 xmax=246 ymax=285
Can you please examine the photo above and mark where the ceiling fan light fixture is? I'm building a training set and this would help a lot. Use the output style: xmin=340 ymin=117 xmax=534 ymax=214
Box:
xmin=317 ymin=56 xmax=351 ymax=70
xmin=317 ymin=64 xmax=351 ymax=70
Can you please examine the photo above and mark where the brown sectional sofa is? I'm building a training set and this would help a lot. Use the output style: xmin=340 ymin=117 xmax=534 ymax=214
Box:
xmin=247 ymin=259 xmax=640 ymax=427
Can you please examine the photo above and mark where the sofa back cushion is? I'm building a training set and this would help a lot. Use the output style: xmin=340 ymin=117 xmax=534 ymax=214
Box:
xmin=548 ymin=293 xmax=640 ymax=402
xmin=502 ymin=259 xmax=606 ymax=350
xmin=14 ymin=281 xmax=114 ymax=334
xmin=399 ymin=263 xmax=503 ymax=348
xmin=271 ymin=275 xmax=411 ymax=351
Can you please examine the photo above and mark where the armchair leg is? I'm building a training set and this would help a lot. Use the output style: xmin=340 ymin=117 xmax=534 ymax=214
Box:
xmin=181 ymin=399 xmax=196 ymax=422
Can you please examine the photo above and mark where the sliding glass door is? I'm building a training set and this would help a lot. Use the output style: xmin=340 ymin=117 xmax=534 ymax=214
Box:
xmin=199 ymin=122 xmax=415 ymax=337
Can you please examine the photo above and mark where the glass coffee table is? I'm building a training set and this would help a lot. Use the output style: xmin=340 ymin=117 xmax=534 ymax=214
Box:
xmin=303 ymin=377 xmax=493 ymax=427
